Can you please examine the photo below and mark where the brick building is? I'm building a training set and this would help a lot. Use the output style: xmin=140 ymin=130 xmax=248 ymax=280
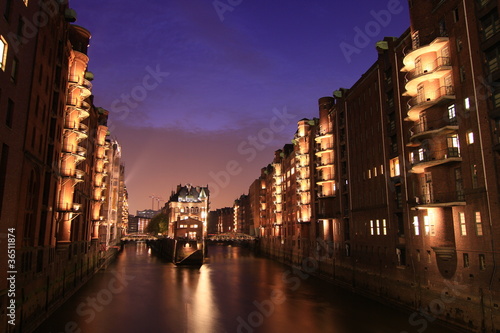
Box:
xmin=241 ymin=0 xmax=500 ymax=331
xmin=0 ymin=3 xmax=127 ymax=332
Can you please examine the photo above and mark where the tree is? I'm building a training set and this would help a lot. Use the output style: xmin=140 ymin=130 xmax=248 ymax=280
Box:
xmin=146 ymin=213 xmax=169 ymax=235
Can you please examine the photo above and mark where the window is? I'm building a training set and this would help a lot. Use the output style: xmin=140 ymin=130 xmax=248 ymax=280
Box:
xmin=486 ymin=45 xmax=500 ymax=73
xmin=467 ymin=131 xmax=474 ymax=144
xmin=476 ymin=211 xmax=483 ymax=236
xmin=10 ymin=57 xmax=18 ymax=83
xmin=447 ymin=134 xmax=460 ymax=156
xmin=370 ymin=220 xmax=374 ymax=235
xmin=456 ymin=36 xmax=463 ymax=52
xmin=424 ymin=216 xmax=430 ymax=235
xmin=0 ymin=36 xmax=6 ymax=70
xmin=380 ymin=164 xmax=384 ymax=175
xmin=368 ymin=169 xmax=371 ymax=179
xmin=413 ymin=216 xmax=420 ymax=236
xmin=382 ymin=219 xmax=387 ymax=235
xmin=448 ymin=104 xmax=456 ymax=121
xmin=480 ymin=10 xmax=500 ymax=40
xmin=373 ymin=167 xmax=377 ymax=177
xmin=3 ymin=0 xmax=12 ymax=20
xmin=376 ymin=220 xmax=380 ymax=235
xmin=463 ymin=253 xmax=469 ymax=268
xmin=390 ymin=157 xmax=400 ymax=177
xmin=472 ymin=164 xmax=479 ymax=188
xmin=464 ymin=97 xmax=470 ymax=110
xmin=6 ymin=99 xmax=13 ymax=127
xmin=453 ymin=8 xmax=459 ymax=22
xmin=479 ymin=254 xmax=486 ymax=270
xmin=460 ymin=66 xmax=466 ymax=82
xmin=459 ymin=212 xmax=467 ymax=236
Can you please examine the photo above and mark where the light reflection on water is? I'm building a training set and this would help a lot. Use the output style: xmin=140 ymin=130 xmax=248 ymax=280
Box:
xmin=36 ymin=243 xmax=457 ymax=333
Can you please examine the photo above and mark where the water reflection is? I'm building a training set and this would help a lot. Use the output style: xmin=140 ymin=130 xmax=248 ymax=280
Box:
xmin=36 ymin=243 xmax=457 ymax=333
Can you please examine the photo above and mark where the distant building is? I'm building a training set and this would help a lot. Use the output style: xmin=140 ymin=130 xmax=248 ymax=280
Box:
xmin=207 ymin=211 xmax=219 ymax=236
xmin=137 ymin=209 xmax=160 ymax=219
xmin=217 ymin=207 xmax=234 ymax=233
xmin=128 ymin=215 xmax=139 ymax=233
xmin=164 ymin=184 xmax=209 ymax=238
xmin=233 ymin=194 xmax=251 ymax=234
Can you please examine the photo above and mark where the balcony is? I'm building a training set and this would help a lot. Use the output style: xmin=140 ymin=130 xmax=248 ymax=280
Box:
xmin=406 ymin=86 xmax=455 ymax=121
xmin=317 ymin=192 xmax=336 ymax=199
xmin=64 ymin=124 xmax=88 ymax=141
xmin=66 ymin=98 xmax=90 ymax=120
xmin=316 ymin=176 xmax=335 ymax=186
xmin=316 ymin=160 xmax=333 ymax=169
xmin=408 ymin=118 xmax=458 ymax=144
xmin=410 ymin=147 xmax=461 ymax=173
xmin=405 ymin=57 xmax=452 ymax=94
xmin=315 ymin=146 xmax=334 ymax=156
xmin=62 ymin=147 xmax=86 ymax=163
xmin=315 ymin=129 xmax=333 ymax=141
xmin=401 ymin=37 xmax=449 ymax=72
xmin=415 ymin=191 xmax=465 ymax=207
xmin=68 ymin=75 xmax=92 ymax=98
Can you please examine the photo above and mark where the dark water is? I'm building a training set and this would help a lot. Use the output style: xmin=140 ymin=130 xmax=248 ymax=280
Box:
xmin=36 ymin=243 xmax=457 ymax=333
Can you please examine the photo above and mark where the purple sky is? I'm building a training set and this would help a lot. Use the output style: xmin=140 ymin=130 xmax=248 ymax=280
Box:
xmin=71 ymin=0 xmax=410 ymax=213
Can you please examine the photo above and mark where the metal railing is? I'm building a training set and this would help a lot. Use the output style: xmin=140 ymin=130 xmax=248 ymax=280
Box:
xmin=407 ymin=85 xmax=454 ymax=109
xmin=406 ymin=57 xmax=451 ymax=82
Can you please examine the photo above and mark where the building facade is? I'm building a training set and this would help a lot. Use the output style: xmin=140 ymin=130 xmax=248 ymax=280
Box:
xmin=164 ymin=184 xmax=209 ymax=238
xmin=240 ymin=1 xmax=500 ymax=331
xmin=0 ymin=3 xmax=127 ymax=332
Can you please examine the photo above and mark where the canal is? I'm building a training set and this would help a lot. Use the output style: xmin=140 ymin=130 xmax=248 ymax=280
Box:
xmin=37 ymin=242 xmax=458 ymax=333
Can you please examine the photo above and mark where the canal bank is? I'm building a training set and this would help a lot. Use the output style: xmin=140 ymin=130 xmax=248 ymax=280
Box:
xmin=259 ymin=239 xmax=473 ymax=333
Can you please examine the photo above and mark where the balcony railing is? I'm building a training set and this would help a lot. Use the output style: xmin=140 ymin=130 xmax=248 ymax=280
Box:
xmin=408 ymin=86 xmax=455 ymax=110
xmin=410 ymin=117 xmax=458 ymax=137
xmin=416 ymin=190 xmax=465 ymax=206
xmin=406 ymin=57 xmax=451 ymax=82
xmin=412 ymin=147 xmax=460 ymax=164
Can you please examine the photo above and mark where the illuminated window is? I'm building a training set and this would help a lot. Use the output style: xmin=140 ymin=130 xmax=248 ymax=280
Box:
xmin=413 ymin=216 xmax=420 ymax=236
xmin=448 ymin=104 xmax=456 ymax=120
xmin=382 ymin=219 xmax=387 ymax=235
xmin=192 ymin=224 xmax=198 ymax=228
xmin=390 ymin=157 xmax=400 ymax=177
xmin=373 ymin=167 xmax=377 ymax=177
xmin=424 ymin=215 xmax=435 ymax=236
xmin=467 ymin=130 xmax=474 ymax=144
xmin=380 ymin=164 xmax=384 ymax=175
xmin=459 ymin=212 xmax=467 ymax=236
xmin=0 ymin=36 xmax=6 ymax=71
xmin=376 ymin=219 xmax=380 ymax=235
xmin=464 ymin=97 xmax=470 ymax=110
xmin=370 ymin=220 xmax=374 ymax=235
xmin=368 ymin=169 xmax=371 ymax=179
xmin=23 ymin=0 xmax=28 ymax=5
xmin=476 ymin=211 xmax=483 ymax=236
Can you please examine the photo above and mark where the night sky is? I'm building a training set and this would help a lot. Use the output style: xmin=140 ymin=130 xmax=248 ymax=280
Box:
xmin=70 ymin=0 xmax=410 ymax=213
